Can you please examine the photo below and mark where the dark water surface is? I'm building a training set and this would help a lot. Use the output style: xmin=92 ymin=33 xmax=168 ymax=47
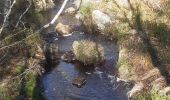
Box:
xmin=40 ymin=32 xmax=129 ymax=100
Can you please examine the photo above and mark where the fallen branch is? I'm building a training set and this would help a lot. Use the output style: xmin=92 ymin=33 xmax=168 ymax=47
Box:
xmin=50 ymin=0 xmax=69 ymax=24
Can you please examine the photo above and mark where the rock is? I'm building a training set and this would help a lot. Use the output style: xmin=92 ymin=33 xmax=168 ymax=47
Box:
xmin=75 ymin=13 xmax=83 ymax=20
xmin=128 ymin=82 xmax=145 ymax=98
xmin=72 ymin=77 xmax=86 ymax=88
xmin=61 ymin=51 xmax=76 ymax=63
xmin=55 ymin=23 xmax=72 ymax=36
xmin=44 ymin=43 xmax=59 ymax=63
xmin=152 ymin=76 xmax=167 ymax=91
xmin=72 ymin=40 xmax=104 ymax=65
xmin=65 ymin=7 xmax=77 ymax=15
xmin=159 ymin=86 xmax=170 ymax=96
xmin=92 ymin=10 xmax=112 ymax=30
xmin=32 ymin=0 xmax=55 ymax=12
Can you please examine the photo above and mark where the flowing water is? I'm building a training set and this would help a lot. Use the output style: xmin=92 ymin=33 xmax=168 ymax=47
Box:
xmin=39 ymin=1 xmax=130 ymax=99
xmin=40 ymin=32 xmax=130 ymax=100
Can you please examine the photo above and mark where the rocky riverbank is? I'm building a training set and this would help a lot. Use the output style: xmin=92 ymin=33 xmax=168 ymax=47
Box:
xmin=74 ymin=0 xmax=170 ymax=99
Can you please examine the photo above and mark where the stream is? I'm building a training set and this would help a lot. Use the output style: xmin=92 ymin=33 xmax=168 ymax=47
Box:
xmin=40 ymin=32 xmax=130 ymax=100
xmin=39 ymin=1 xmax=130 ymax=99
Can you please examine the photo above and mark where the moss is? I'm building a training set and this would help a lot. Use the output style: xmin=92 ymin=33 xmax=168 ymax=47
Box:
xmin=72 ymin=40 xmax=104 ymax=65
xmin=15 ymin=65 xmax=25 ymax=75
xmin=24 ymin=72 xmax=40 ymax=100
xmin=117 ymin=59 xmax=133 ymax=80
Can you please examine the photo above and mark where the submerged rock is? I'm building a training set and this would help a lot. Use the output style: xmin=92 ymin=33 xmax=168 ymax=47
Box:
xmin=61 ymin=51 xmax=76 ymax=63
xmin=72 ymin=77 xmax=86 ymax=88
xmin=72 ymin=40 xmax=104 ymax=65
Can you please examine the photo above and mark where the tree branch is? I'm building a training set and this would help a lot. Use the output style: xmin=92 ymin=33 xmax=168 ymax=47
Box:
xmin=0 ymin=0 xmax=69 ymax=51
xmin=0 ymin=0 xmax=16 ymax=35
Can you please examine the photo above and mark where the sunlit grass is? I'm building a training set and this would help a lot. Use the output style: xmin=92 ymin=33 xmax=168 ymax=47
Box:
xmin=134 ymin=90 xmax=170 ymax=100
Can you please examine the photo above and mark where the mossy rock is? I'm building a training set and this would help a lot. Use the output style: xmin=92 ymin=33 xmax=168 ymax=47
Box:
xmin=72 ymin=40 xmax=104 ymax=65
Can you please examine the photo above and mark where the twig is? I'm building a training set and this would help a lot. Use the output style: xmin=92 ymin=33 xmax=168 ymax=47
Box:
xmin=15 ymin=0 xmax=32 ymax=27
xmin=0 ymin=61 xmax=38 ymax=84
xmin=0 ymin=33 xmax=34 ymax=51
xmin=0 ymin=0 xmax=16 ymax=35
xmin=1 ymin=29 xmax=26 ymax=42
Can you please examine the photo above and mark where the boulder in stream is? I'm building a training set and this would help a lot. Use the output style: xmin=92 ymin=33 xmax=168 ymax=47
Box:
xmin=55 ymin=23 xmax=72 ymax=36
xmin=72 ymin=40 xmax=104 ymax=65
xmin=72 ymin=77 xmax=86 ymax=88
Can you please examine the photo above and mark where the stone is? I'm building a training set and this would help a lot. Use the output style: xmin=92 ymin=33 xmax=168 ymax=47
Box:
xmin=65 ymin=7 xmax=77 ymax=15
xmin=159 ymin=86 xmax=170 ymax=96
xmin=55 ymin=23 xmax=72 ymax=36
xmin=92 ymin=10 xmax=112 ymax=30
xmin=72 ymin=77 xmax=86 ymax=88
xmin=61 ymin=51 xmax=76 ymax=63
xmin=75 ymin=13 xmax=83 ymax=20
xmin=32 ymin=0 xmax=55 ymax=12
xmin=72 ymin=40 xmax=104 ymax=65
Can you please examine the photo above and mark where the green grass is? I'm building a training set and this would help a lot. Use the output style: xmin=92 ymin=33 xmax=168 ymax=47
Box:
xmin=15 ymin=64 xmax=25 ymax=75
xmin=0 ymin=87 xmax=11 ymax=100
xmin=117 ymin=59 xmax=133 ymax=80
xmin=134 ymin=90 xmax=170 ymax=100
xmin=24 ymin=72 xmax=40 ymax=100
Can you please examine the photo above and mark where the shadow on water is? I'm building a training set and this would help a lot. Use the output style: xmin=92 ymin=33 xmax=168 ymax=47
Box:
xmin=40 ymin=32 xmax=130 ymax=100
